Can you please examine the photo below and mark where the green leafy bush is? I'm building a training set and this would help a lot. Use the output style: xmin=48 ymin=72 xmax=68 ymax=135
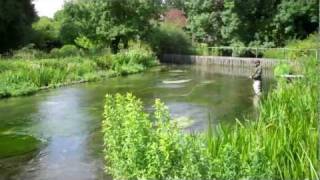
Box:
xmin=147 ymin=23 xmax=193 ymax=55
xmin=274 ymin=63 xmax=291 ymax=77
xmin=112 ymin=47 xmax=158 ymax=75
xmin=50 ymin=45 xmax=80 ymax=58
xmin=12 ymin=44 xmax=48 ymax=60
xmin=103 ymin=58 xmax=319 ymax=180
xmin=94 ymin=54 xmax=113 ymax=69
xmin=264 ymin=34 xmax=318 ymax=60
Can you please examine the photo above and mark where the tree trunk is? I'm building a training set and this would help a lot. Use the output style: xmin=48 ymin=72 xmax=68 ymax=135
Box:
xmin=111 ymin=36 xmax=121 ymax=53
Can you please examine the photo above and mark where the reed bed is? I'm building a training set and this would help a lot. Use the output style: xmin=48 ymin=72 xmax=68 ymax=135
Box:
xmin=0 ymin=48 xmax=157 ymax=98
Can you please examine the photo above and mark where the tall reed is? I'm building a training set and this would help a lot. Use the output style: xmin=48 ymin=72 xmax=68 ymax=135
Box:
xmin=102 ymin=58 xmax=319 ymax=179
xmin=0 ymin=48 xmax=157 ymax=98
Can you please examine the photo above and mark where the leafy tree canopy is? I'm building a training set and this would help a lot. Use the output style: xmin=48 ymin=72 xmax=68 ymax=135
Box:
xmin=59 ymin=0 xmax=162 ymax=52
xmin=0 ymin=0 xmax=37 ymax=53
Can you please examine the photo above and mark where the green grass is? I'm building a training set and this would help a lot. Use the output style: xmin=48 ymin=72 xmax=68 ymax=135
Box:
xmin=102 ymin=57 xmax=319 ymax=179
xmin=263 ymin=34 xmax=318 ymax=60
xmin=0 ymin=47 xmax=157 ymax=98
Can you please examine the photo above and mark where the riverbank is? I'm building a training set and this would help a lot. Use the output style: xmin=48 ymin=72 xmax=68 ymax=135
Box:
xmin=0 ymin=48 xmax=157 ymax=98
xmin=102 ymin=56 xmax=319 ymax=179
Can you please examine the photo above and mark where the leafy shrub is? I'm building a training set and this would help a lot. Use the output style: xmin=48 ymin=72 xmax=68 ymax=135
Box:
xmin=50 ymin=45 xmax=80 ymax=58
xmin=112 ymin=47 xmax=157 ymax=75
xmin=147 ymin=23 xmax=192 ymax=55
xmin=194 ymin=43 xmax=210 ymax=56
xmin=12 ymin=44 xmax=48 ymax=59
xmin=264 ymin=34 xmax=318 ymax=60
xmin=103 ymin=58 xmax=319 ymax=180
xmin=274 ymin=63 xmax=292 ymax=77
xmin=94 ymin=54 xmax=113 ymax=69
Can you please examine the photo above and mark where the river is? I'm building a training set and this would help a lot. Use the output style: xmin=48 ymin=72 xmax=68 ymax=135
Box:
xmin=0 ymin=64 xmax=274 ymax=180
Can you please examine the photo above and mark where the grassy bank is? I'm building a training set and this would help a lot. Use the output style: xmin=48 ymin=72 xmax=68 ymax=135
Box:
xmin=102 ymin=56 xmax=318 ymax=179
xmin=0 ymin=47 xmax=157 ymax=98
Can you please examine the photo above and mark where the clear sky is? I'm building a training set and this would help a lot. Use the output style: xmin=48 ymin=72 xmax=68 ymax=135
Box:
xmin=33 ymin=0 xmax=65 ymax=18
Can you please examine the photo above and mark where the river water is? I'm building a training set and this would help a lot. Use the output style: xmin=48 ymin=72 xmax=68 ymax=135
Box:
xmin=0 ymin=64 xmax=274 ymax=180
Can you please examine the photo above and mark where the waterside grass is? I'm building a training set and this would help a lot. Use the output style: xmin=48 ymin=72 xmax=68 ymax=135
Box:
xmin=102 ymin=58 xmax=319 ymax=179
xmin=0 ymin=48 xmax=157 ymax=98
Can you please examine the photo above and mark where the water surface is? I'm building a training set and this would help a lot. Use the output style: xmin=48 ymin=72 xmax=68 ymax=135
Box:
xmin=0 ymin=64 xmax=274 ymax=180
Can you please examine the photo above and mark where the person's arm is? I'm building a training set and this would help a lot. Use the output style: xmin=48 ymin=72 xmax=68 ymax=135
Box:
xmin=252 ymin=67 xmax=262 ymax=79
xmin=250 ymin=68 xmax=257 ymax=79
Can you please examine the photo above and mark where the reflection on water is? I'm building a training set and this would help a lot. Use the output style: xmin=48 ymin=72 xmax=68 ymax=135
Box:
xmin=0 ymin=64 xmax=274 ymax=180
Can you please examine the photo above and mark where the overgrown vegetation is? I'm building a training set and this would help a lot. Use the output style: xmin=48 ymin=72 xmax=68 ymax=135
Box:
xmin=0 ymin=47 xmax=157 ymax=98
xmin=147 ymin=23 xmax=193 ymax=56
xmin=103 ymin=55 xmax=318 ymax=179
xmin=102 ymin=35 xmax=319 ymax=179
xmin=264 ymin=34 xmax=318 ymax=60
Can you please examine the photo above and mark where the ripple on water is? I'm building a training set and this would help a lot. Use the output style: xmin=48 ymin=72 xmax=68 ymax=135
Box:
xmin=162 ymin=79 xmax=192 ymax=84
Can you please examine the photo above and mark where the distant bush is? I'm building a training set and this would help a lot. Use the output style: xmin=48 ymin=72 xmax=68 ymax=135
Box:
xmin=264 ymin=34 xmax=318 ymax=60
xmin=48 ymin=44 xmax=82 ymax=58
xmin=112 ymin=47 xmax=158 ymax=75
xmin=94 ymin=54 xmax=113 ymax=70
xmin=274 ymin=63 xmax=292 ymax=77
xmin=147 ymin=23 xmax=192 ymax=55
xmin=12 ymin=44 xmax=48 ymax=59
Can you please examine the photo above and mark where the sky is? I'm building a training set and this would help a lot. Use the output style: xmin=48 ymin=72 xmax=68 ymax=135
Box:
xmin=33 ymin=0 xmax=65 ymax=18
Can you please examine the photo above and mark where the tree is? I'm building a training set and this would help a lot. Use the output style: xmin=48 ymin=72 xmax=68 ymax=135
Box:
xmin=164 ymin=9 xmax=187 ymax=28
xmin=221 ymin=0 xmax=281 ymax=47
xmin=0 ymin=0 xmax=37 ymax=53
xmin=184 ymin=0 xmax=318 ymax=47
xmin=32 ymin=17 xmax=61 ymax=50
xmin=271 ymin=0 xmax=318 ymax=46
xmin=185 ymin=0 xmax=224 ymax=45
xmin=59 ymin=0 xmax=162 ymax=53
xmin=97 ymin=0 xmax=163 ymax=53
xmin=163 ymin=0 xmax=186 ymax=11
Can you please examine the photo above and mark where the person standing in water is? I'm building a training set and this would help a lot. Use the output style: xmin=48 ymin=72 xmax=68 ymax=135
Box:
xmin=250 ymin=60 xmax=262 ymax=96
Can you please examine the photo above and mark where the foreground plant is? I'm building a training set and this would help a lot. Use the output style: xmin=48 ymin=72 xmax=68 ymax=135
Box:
xmin=102 ymin=58 xmax=318 ymax=180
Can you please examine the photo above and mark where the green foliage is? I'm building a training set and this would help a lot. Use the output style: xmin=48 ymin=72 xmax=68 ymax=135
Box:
xmin=12 ymin=44 xmax=48 ymax=60
xmin=183 ymin=0 xmax=318 ymax=47
xmin=272 ymin=0 xmax=318 ymax=45
xmin=0 ymin=46 xmax=157 ymax=98
xmin=0 ymin=0 xmax=37 ymax=53
xmin=274 ymin=63 xmax=291 ymax=77
xmin=75 ymin=36 xmax=97 ymax=50
xmin=94 ymin=54 xmax=113 ymax=70
xmin=264 ymin=34 xmax=318 ymax=60
xmin=59 ymin=0 xmax=162 ymax=53
xmin=0 ymin=58 xmax=98 ymax=97
xmin=112 ymin=47 xmax=158 ymax=75
xmin=185 ymin=0 xmax=224 ymax=45
xmin=147 ymin=23 xmax=192 ymax=55
xmin=103 ymin=58 xmax=319 ymax=179
xmin=31 ymin=17 xmax=61 ymax=49
xmin=52 ymin=45 xmax=80 ymax=58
